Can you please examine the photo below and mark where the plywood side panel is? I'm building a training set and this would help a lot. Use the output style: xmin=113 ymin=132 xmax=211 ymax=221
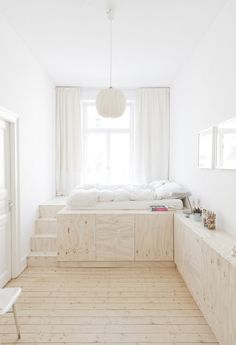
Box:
xmin=173 ymin=216 xmax=185 ymax=274
xmin=229 ymin=264 xmax=236 ymax=345
xmin=174 ymin=216 xmax=203 ymax=309
xmin=57 ymin=214 xmax=96 ymax=261
xmin=96 ymin=215 xmax=134 ymax=261
xmin=135 ymin=214 xmax=173 ymax=261
xmin=174 ymin=213 xmax=235 ymax=345
xmin=201 ymin=242 xmax=230 ymax=345
xmin=182 ymin=229 xmax=203 ymax=309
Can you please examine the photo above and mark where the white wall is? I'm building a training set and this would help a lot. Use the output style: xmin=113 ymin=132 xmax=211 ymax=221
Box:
xmin=0 ymin=14 xmax=55 ymax=272
xmin=170 ymin=0 xmax=236 ymax=237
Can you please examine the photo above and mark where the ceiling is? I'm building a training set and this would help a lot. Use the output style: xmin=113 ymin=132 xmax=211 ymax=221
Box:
xmin=0 ymin=0 xmax=228 ymax=87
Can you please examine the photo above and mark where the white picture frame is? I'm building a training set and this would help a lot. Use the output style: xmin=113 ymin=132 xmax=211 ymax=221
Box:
xmin=215 ymin=117 xmax=236 ymax=170
xmin=197 ymin=127 xmax=214 ymax=169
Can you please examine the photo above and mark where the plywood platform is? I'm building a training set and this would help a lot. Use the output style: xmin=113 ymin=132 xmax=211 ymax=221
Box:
xmin=0 ymin=267 xmax=218 ymax=344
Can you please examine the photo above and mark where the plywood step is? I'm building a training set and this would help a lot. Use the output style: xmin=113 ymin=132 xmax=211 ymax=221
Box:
xmin=27 ymin=251 xmax=57 ymax=267
xmin=36 ymin=218 xmax=57 ymax=234
xmin=39 ymin=204 xmax=65 ymax=218
xmin=31 ymin=234 xmax=57 ymax=252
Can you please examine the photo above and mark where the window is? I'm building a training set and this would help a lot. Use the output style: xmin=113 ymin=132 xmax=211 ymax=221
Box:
xmin=81 ymin=101 xmax=134 ymax=184
xmin=216 ymin=117 xmax=236 ymax=169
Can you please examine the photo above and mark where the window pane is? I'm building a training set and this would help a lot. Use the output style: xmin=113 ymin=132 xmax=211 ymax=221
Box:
xmin=198 ymin=129 xmax=213 ymax=169
xmin=217 ymin=131 xmax=236 ymax=168
xmin=216 ymin=118 xmax=236 ymax=169
xmin=110 ymin=133 xmax=130 ymax=184
xmin=85 ymin=133 xmax=108 ymax=183
xmin=86 ymin=104 xmax=102 ymax=129
xmin=82 ymin=101 xmax=133 ymax=185
xmin=86 ymin=103 xmax=131 ymax=129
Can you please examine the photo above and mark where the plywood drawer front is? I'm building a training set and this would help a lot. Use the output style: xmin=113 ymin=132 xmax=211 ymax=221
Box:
xmin=96 ymin=214 xmax=135 ymax=261
xmin=57 ymin=214 xmax=96 ymax=261
xmin=135 ymin=214 xmax=173 ymax=261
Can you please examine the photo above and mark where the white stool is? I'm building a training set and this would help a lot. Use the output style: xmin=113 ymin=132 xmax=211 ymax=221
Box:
xmin=0 ymin=287 xmax=21 ymax=339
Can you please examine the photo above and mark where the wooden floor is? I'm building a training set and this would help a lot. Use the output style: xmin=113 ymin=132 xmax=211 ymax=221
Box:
xmin=0 ymin=267 xmax=218 ymax=344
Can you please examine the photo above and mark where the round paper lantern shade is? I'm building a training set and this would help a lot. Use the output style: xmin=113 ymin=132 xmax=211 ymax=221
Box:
xmin=96 ymin=88 xmax=126 ymax=118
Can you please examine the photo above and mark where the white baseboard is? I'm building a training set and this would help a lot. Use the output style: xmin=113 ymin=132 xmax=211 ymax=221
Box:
xmin=12 ymin=255 xmax=27 ymax=278
xmin=19 ymin=255 xmax=27 ymax=272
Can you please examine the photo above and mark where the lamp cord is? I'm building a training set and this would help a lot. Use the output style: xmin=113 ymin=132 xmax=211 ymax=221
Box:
xmin=108 ymin=9 xmax=113 ymax=88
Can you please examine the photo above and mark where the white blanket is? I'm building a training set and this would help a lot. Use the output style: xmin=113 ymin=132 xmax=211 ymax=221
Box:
xmin=67 ymin=181 xmax=189 ymax=208
xmin=127 ymin=186 xmax=155 ymax=201
xmin=99 ymin=190 xmax=114 ymax=202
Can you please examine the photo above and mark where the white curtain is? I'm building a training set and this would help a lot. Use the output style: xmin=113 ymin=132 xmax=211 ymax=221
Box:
xmin=56 ymin=87 xmax=82 ymax=195
xmin=134 ymin=88 xmax=169 ymax=184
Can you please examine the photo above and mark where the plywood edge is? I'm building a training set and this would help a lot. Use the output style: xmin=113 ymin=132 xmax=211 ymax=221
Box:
xmin=58 ymin=261 xmax=176 ymax=268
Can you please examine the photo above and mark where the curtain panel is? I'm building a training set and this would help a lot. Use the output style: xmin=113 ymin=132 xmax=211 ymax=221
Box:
xmin=134 ymin=88 xmax=170 ymax=184
xmin=56 ymin=87 xmax=82 ymax=195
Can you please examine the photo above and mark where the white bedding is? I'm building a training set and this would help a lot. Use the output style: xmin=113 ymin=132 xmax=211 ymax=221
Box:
xmin=67 ymin=181 xmax=188 ymax=210
xmin=66 ymin=199 xmax=183 ymax=210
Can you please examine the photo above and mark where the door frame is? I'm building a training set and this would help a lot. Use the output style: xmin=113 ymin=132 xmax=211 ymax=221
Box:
xmin=0 ymin=106 xmax=20 ymax=279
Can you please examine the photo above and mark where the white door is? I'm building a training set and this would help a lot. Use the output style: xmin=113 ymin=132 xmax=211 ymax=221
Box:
xmin=0 ymin=119 xmax=11 ymax=287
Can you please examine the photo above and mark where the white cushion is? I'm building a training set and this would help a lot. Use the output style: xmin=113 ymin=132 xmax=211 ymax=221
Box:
xmin=67 ymin=189 xmax=98 ymax=206
xmin=155 ymin=182 xmax=189 ymax=200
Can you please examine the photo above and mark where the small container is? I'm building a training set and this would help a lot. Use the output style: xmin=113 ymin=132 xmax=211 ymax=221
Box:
xmin=202 ymin=209 xmax=208 ymax=227
xmin=193 ymin=213 xmax=202 ymax=222
xmin=206 ymin=211 xmax=216 ymax=230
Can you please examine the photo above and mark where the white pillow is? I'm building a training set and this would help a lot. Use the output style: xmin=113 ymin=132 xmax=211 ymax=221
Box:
xmin=99 ymin=190 xmax=114 ymax=202
xmin=155 ymin=182 xmax=189 ymax=200
xmin=67 ymin=188 xmax=98 ymax=207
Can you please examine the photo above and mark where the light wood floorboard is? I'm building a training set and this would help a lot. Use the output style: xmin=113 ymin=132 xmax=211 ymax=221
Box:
xmin=0 ymin=267 xmax=218 ymax=344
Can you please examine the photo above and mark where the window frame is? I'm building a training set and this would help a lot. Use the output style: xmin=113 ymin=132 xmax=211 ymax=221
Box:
xmin=81 ymin=100 xmax=135 ymax=184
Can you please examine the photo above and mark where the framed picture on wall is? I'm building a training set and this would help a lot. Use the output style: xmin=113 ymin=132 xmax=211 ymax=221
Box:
xmin=197 ymin=127 xmax=214 ymax=169
xmin=215 ymin=117 xmax=236 ymax=169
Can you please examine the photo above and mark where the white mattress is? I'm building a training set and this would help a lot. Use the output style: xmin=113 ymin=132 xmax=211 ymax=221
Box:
xmin=67 ymin=199 xmax=183 ymax=210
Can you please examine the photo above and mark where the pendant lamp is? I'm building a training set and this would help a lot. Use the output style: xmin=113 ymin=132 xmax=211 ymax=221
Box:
xmin=96 ymin=9 xmax=126 ymax=118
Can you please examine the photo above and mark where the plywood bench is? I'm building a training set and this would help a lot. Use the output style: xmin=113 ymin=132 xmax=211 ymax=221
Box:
xmin=174 ymin=213 xmax=236 ymax=345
